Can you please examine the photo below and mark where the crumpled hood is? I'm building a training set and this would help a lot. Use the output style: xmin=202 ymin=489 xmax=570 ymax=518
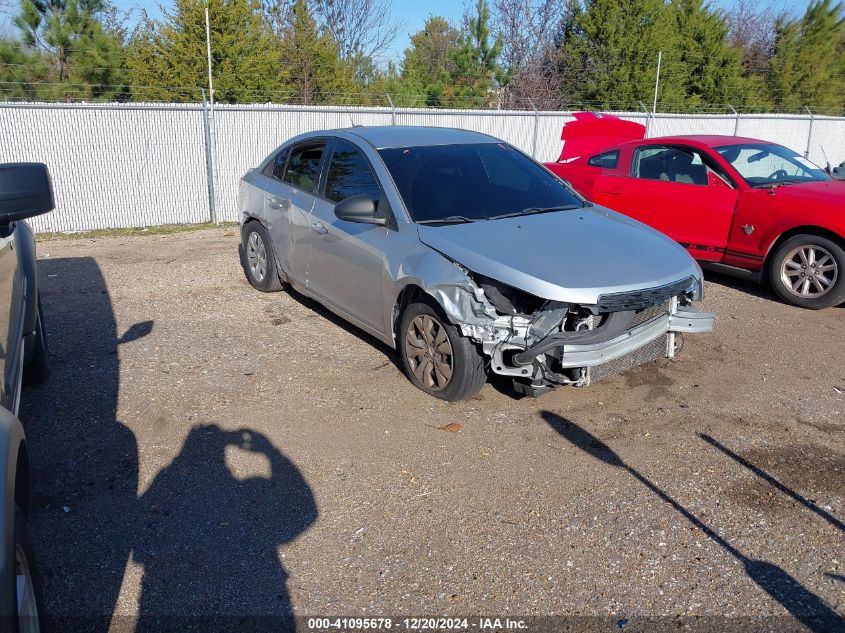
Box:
xmin=416 ymin=206 xmax=701 ymax=305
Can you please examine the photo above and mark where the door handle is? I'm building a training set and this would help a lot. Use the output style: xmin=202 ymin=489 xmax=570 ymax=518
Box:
xmin=268 ymin=197 xmax=290 ymax=210
xmin=311 ymin=221 xmax=328 ymax=235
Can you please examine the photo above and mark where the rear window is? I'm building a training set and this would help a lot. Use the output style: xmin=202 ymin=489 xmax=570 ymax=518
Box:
xmin=587 ymin=150 xmax=619 ymax=169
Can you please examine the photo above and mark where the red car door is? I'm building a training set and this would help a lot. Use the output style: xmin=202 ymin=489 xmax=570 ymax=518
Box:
xmin=593 ymin=144 xmax=738 ymax=263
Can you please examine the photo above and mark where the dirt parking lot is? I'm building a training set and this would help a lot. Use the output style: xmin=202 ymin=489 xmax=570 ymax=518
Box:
xmin=19 ymin=227 xmax=845 ymax=632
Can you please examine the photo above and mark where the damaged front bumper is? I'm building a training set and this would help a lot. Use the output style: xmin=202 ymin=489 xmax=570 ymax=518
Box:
xmin=475 ymin=296 xmax=714 ymax=394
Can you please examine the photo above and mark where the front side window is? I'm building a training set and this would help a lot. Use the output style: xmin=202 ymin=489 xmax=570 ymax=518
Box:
xmin=715 ymin=143 xmax=830 ymax=187
xmin=633 ymin=146 xmax=709 ymax=185
xmin=588 ymin=150 xmax=619 ymax=169
xmin=282 ymin=143 xmax=325 ymax=193
xmin=325 ymin=139 xmax=382 ymax=203
xmin=377 ymin=143 xmax=583 ymax=224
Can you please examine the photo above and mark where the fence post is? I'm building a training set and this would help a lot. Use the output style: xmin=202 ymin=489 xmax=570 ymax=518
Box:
xmin=638 ymin=101 xmax=651 ymax=138
xmin=385 ymin=93 xmax=396 ymax=126
xmin=528 ymin=97 xmax=539 ymax=159
xmin=728 ymin=104 xmax=739 ymax=136
xmin=201 ymin=90 xmax=217 ymax=224
xmin=804 ymin=106 xmax=815 ymax=159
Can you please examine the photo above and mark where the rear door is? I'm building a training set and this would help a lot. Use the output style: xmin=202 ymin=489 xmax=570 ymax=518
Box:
xmin=594 ymin=144 xmax=738 ymax=262
xmin=261 ymin=141 xmax=327 ymax=288
xmin=307 ymin=138 xmax=389 ymax=332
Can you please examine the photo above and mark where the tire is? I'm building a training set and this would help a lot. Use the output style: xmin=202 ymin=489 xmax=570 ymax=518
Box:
xmin=10 ymin=504 xmax=44 ymax=632
xmin=768 ymin=233 xmax=845 ymax=309
xmin=398 ymin=299 xmax=487 ymax=401
xmin=23 ymin=296 xmax=49 ymax=386
xmin=240 ymin=222 xmax=282 ymax=292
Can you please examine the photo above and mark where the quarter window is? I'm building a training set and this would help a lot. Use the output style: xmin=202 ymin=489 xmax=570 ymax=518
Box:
xmin=282 ymin=143 xmax=326 ymax=193
xmin=325 ymin=140 xmax=382 ymax=203
xmin=633 ymin=146 xmax=709 ymax=186
xmin=587 ymin=150 xmax=619 ymax=169
xmin=264 ymin=147 xmax=290 ymax=180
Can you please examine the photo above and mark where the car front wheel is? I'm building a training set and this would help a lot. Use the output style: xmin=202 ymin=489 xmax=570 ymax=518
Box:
xmin=398 ymin=300 xmax=487 ymax=401
xmin=769 ymin=234 xmax=845 ymax=309
xmin=11 ymin=504 xmax=43 ymax=632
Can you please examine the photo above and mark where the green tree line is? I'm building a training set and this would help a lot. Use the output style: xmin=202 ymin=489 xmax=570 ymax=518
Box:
xmin=0 ymin=0 xmax=843 ymax=113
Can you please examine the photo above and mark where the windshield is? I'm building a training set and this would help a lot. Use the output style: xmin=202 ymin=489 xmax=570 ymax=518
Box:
xmin=378 ymin=142 xmax=584 ymax=223
xmin=715 ymin=143 xmax=830 ymax=187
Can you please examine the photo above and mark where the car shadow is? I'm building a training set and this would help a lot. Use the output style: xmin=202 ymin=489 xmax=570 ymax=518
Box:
xmin=703 ymin=269 xmax=845 ymax=308
xmin=701 ymin=269 xmax=774 ymax=302
xmin=540 ymin=411 xmax=844 ymax=633
xmin=21 ymin=257 xmax=316 ymax=632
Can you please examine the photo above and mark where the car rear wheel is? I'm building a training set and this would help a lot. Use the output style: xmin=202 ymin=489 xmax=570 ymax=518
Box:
xmin=399 ymin=300 xmax=487 ymax=401
xmin=241 ymin=222 xmax=282 ymax=292
xmin=769 ymin=234 xmax=845 ymax=309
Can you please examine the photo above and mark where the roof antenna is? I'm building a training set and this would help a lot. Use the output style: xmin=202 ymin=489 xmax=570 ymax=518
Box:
xmin=820 ymin=145 xmax=832 ymax=174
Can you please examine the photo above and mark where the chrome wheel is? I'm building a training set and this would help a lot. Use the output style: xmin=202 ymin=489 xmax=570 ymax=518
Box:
xmin=780 ymin=245 xmax=838 ymax=298
xmin=15 ymin=544 xmax=39 ymax=632
xmin=404 ymin=315 xmax=453 ymax=391
xmin=246 ymin=231 xmax=267 ymax=282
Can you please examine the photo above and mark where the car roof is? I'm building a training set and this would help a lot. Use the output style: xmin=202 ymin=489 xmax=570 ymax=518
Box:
xmin=342 ymin=126 xmax=499 ymax=149
xmin=636 ymin=135 xmax=773 ymax=148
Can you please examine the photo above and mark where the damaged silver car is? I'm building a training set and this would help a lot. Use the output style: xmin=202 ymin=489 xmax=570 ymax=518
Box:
xmin=238 ymin=127 xmax=714 ymax=400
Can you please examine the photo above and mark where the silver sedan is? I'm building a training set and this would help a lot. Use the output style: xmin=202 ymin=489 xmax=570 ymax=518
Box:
xmin=238 ymin=127 xmax=714 ymax=400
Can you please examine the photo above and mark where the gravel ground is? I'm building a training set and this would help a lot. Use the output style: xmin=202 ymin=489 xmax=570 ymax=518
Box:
xmin=19 ymin=227 xmax=845 ymax=632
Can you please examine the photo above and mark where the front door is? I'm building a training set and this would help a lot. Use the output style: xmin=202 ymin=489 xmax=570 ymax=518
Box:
xmin=0 ymin=230 xmax=20 ymax=411
xmin=307 ymin=139 xmax=388 ymax=333
xmin=595 ymin=145 xmax=738 ymax=262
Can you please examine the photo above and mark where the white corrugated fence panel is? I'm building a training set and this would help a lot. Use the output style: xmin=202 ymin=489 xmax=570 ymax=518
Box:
xmin=0 ymin=102 xmax=843 ymax=232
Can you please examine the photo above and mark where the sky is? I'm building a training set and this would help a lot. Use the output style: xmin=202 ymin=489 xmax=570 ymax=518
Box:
xmin=2 ymin=0 xmax=814 ymax=63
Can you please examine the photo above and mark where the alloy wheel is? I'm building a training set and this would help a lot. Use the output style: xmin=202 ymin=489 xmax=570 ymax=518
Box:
xmin=246 ymin=231 xmax=267 ymax=283
xmin=780 ymin=245 xmax=838 ymax=298
xmin=404 ymin=315 xmax=454 ymax=391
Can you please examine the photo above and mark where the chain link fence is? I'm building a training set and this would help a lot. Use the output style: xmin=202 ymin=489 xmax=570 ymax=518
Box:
xmin=1 ymin=100 xmax=843 ymax=233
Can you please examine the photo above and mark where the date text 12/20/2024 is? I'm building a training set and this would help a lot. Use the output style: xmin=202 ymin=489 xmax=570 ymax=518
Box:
xmin=307 ymin=618 xmax=529 ymax=631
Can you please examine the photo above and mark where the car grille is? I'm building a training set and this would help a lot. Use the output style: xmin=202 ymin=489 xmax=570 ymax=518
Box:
xmin=596 ymin=277 xmax=694 ymax=313
xmin=587 ymin=334 xmax=669 ymax=385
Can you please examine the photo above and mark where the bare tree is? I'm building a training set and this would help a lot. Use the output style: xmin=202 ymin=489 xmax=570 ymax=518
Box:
xmin=726 ymin=0 xmax=792 ymax=70
xmin=492 ymin=0 xmax=575 ymax=108
xmin=311 ymin=0 xmax=401 ymax=64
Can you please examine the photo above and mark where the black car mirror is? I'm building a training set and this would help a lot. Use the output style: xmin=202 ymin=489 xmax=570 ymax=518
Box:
xmin=0 ymin=163 xmax=54 ymax=224
xmin=334 ymin=194 xmax=387 ymax=226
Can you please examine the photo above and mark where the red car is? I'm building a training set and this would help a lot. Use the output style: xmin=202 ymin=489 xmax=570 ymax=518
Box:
xmin=544 ymin=112 xmax=845 ymax=309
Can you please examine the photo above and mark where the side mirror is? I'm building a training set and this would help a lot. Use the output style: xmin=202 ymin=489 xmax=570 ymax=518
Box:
xmin=0 ymin=163 xmax=54 ymax=224
xmin=334 ymin=194 xmax=387 ymax=226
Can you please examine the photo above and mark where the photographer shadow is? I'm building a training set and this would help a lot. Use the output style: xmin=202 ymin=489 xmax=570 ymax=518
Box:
xmin=135 ymin=424 xmax=317 ymax=632
xmin=23 ymin=257 xmax=316 ymax=632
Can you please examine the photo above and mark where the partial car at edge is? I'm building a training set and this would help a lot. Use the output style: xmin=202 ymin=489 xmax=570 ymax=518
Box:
xmin=238 ymin=126 xmax=714 ymax=401
xmin=0 ymin=162 xmax=53 ymax=631
xmin=545 ymin=112 xmax=845 ymax=309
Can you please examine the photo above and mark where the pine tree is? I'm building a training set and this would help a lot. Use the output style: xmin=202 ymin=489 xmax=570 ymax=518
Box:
xmin=447 ymin=0 xmax=509 ymax=108
xmin=767 ymin=0 xmax=845 ymax=113
xmin=555 ymin=0 xmax=683 ymax=110
xmin=12 ymin=0 xmax=127 ymax=100
xmin=277 ymin=0 xmax=353 ymax=104
xmin=127 ymin=0 xmax=284 ymax=103
xmin=399 ymin=16 xmax=460 ymax=107
xmin=670 ymin=0 xmax=749 ymax=108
